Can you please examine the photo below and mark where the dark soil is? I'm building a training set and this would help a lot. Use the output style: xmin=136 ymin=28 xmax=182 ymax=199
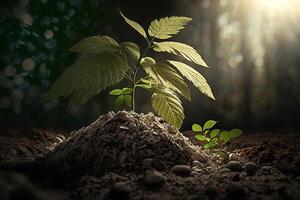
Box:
xmin=0 ymin=111 xmax=299 ymax=200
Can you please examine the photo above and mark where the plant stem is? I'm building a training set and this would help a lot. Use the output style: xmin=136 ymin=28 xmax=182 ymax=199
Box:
xmin=131 ymin=38 xmax=155 ymax=111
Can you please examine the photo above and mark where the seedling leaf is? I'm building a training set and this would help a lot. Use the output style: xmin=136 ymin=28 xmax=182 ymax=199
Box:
xmin=195 ymin=134 xmax=207 ymax=141
xmin=168 ymin=61 xmax=215 ymax=100
xmin=121 ymin=42 xmax=140 ymax=60
xmin=115 ymin=95 xmax=124 ymax=108
xmin=151 ymin=87 xmax=184 ymax=128
xmin=192 ymin=124 xmax=202 ymax=132
xmin=42 ymin=53 xmax=127 ymax=105
xmin=148 ymin=16 xmax=191 ymax=39
xmin=122 ymin=88 xmax=133 ymax=94
xmin=70 ymin=35 xmax=120 ymax=54
xmin=123 ymin=95 xmax=132 ymax=107
xmin=210 ymin=129 xmax=220 ymax=138
xmin=120 ymin=12 xmax=147 ymax=39
xmin=154 ymin=41 xmax=208 ymax=67
xmin=143 ymin=62 xmax=191 ymax=100
xmin=109 ymin=89 xmax=122 ymax=96
xmin=203 ymin=120 xmax=217 ymax=130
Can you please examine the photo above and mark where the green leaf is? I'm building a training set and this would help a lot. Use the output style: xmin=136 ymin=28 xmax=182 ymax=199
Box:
xmin=210 ymin=129 xmax=220 ymax=138
xmin=115 ymin=95 xmax=124 ymax=108
xmin=195 ymin=134 xmax=207 ymax=141
xmin=219 ymin=131 xmax=230 ymax=143
xmin=204 ymin=138 xmax=218 ymax=149
xmin=192 ymin=124 xmax=202 ymax=132
xmin=140 ymin=57 xmax=156 ymax=67
xmin=123 ymin=95 xmax=132 ymax=107
xmin=136 ymin=83 xmax=152 ymax=91
xmin=151 ymin=87 xmax=184 ymax=129
xmin=148 ymin=16 xmax=192 ymax=39
xmin=143 ymin=62 xmax=191 ymax=100
xmin=120 ymin=12 xmax=147 ymax=39
xmin=168 ymin=61 xmax=215 ymax=100
xmin=121 ymin=42 xmax=140 ymax=60
xmin=229 ymin=129 xmax=242 ymax=139
xmin=42 ymin=53 xmax=127 ymax=105
xmin=153 ymin=41 xmax=208 ymax=67
xmin=70 ymin=35 xmax=120 ymax=54
xmin=109 ymin=89 xmax=122 ymax=96
xmin=122 ymin=88 xmax=133 ymax=94
xmin=203 ymin=120 xmax=217 ymax=130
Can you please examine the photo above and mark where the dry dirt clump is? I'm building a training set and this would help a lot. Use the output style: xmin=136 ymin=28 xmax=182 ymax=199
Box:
xmin=42 ymin=111 xmax=211 ymax=178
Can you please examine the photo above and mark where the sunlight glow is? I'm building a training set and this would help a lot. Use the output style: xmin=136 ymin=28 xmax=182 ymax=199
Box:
xmin=258 ymin=0 xmax=300 ymax=17
xmin=261 ymin=0 xmax=287 ymax=12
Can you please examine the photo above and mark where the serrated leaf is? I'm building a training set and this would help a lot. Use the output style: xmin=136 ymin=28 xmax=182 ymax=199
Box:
xmin=195 ymin=134 xmax=207 ymax=141
xmin=120 ymin=12 xmax=147 ymax=39
xmin=153 ymin=41 xmax=208 ymax=67
xmin=192 ymin=124 xmax=202 ymax=132
xmin=151 ymin=87 xmax=184 ymax=128
xmin=121 ymin=42 xmax=140 ymax=60
xmin=168 ymin=61 xmax=215 ymax=100
xmin=203 ymin=120 xmax=217 ymax=130
xmin=148 ymin=16 xmax=191 ymax=39
xmin=143 ymin=62 xmax=191 ymax=100
xmin=123 ymin=95 xmax=132 ymax=107
xmin=42 ymin=53 xmax=127 ymax=105
xmin=70 ymin=35 xmax=120 ymax=54
xmin=210 ymin=129 xmax=220 ymax=138
xmin=122 ymin=88 xmax=133 ymax=94
xmin=115 ymin=95 xmax=124 ymax=108
xmin=109 ymin=89 xmax=122 ymax=96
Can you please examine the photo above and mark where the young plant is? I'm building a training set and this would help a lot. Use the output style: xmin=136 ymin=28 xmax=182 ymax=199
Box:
xmin=192 ymin=120 xmax=242 ymax=159
xmin=42 ymin=12 xmax=215 ymax=129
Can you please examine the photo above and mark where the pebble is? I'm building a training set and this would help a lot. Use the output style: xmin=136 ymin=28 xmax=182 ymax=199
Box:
xmin=171 ymin=165 xmax=192 ymax=176
xmin=244 ymin=162 xmax=257 ymax=175
xmin=261 ymin=166 xmax=273 ymax=175
xmin=226 ymin=161 xmax=243 ymax=172
xmin=220 ymin=168 xmax=232 ymax=173
xmin=229 ymin=153 xmax=238 ymax=161
xmin=191 ymin=171 xmax=199 ymax=176
xmin=110 ymin=182 xmax=132 ymax=200
xmin=192 ymin=160 xmax=201 ymax=166
xmin=144 ymin=171 xmax=164 ymax=188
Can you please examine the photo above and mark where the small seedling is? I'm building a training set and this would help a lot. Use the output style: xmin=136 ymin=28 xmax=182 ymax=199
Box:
xmin=192 ymin=120 xmax=242 ymax=159
xmin=42 ymin=12 xmax=215 ymax=129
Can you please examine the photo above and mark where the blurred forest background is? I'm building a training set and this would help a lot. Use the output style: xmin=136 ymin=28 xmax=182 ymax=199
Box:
xmin=0 ymin=0 xmax=300 ymax=130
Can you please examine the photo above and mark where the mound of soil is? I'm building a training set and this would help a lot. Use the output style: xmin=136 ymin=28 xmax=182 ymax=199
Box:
xmin=1 ymin=113 xmax=300 ymax=200
xmin=42 ymin=111 xmax=210 ymax=178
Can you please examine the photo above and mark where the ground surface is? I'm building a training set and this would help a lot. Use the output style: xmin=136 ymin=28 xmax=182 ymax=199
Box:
xmin=0 ymin=111 xmax=299 ymax=200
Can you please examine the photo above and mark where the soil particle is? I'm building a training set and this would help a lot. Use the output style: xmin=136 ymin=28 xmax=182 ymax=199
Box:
xmin=244 ymin=162 xmax=258 ymax=175
xmin=226 ymin=161 xmax=243 ymax=172
xmin=171 ymin=165 xmax=192 ymax=176
xmin=143 ymin=170 xmax=165 ymax=188
xmin=110 ymin=181 xmax=132 ymax=200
